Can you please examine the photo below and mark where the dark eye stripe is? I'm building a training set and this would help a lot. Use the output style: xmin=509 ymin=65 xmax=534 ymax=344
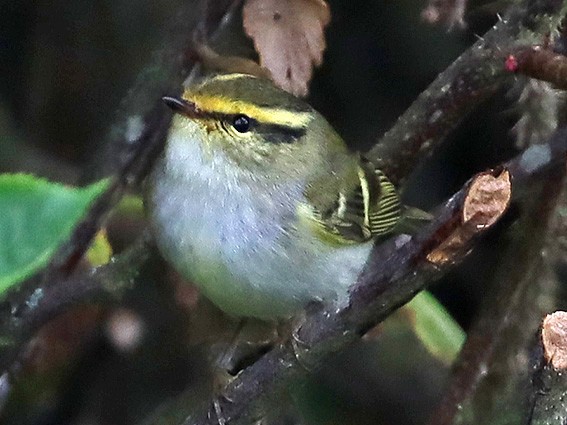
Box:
xmin=258 ymin=124 xmax=306 ymax=144
xmin=214 ymin=112 xmax=306 ymax=143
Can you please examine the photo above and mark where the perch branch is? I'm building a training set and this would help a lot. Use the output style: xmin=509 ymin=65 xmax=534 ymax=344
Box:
xmin=178 ymin=127 xmax=567 ymax=425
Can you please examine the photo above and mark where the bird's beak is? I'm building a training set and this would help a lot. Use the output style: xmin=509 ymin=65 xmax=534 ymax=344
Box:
xmin=162 ymin=96 xmax=202 ymax=118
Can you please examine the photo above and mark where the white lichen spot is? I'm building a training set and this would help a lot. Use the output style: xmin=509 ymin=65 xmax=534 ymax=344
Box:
xmin=519 ymin=144 xmax=551 ymax=174
xmin=395 ymin=234 xmax=412 ymax=248
xmin=25 ymin=288 xmax=44 ymax=310
xmin=421 ymin=139 xmax=433 ymax=151
xmin=126 ymin=116 xmax=144 ymax=144
xmin=429 ymin=109 xmax=443 ymax=124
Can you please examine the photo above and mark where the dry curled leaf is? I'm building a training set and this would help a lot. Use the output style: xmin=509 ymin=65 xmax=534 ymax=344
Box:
xmin=242 ymin=0 xmax=330 ymax=97
xmin=427 ymin=169 xmax=511 ymax=265
xmin=542 ymin=311 xmax=567 ymax=370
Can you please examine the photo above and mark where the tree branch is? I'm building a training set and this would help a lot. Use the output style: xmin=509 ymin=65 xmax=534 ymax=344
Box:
xmin=369 ymin=0 xmax=567 ymax=186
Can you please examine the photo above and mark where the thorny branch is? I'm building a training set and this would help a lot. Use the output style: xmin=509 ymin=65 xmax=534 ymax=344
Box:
xmin=369 ymin=0 xmax=567 ymax=186
xmin=505 ymin=45 xmax=567 ymax=89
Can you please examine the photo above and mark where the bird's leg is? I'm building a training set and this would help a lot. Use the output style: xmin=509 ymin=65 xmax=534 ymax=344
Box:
xmin=212 ymin=318 xmax=279 ymax=377
xmin=214 ymin=318 xmax=247 ymax=373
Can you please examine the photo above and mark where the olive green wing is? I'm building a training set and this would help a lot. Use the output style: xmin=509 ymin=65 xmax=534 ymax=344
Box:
xmin=299 ymin=161 xmax=402 ymax=245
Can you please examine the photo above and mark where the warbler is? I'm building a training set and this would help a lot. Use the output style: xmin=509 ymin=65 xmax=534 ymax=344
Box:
xmin=146 ymin=73 xmax=409 ymax=320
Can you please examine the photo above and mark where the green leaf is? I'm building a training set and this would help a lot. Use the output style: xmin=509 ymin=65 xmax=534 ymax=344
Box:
xmin=0 ymin=174 xmax=109 ymax=296
xmin=405 ymin=291 xmax=466 ymax=365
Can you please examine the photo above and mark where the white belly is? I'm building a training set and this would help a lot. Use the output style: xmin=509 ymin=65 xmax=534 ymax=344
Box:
xmin=147 ymin=135 xmax=372 ymax=319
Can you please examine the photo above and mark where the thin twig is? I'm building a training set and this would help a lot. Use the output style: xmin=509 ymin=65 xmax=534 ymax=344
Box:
xmin=506 ymin=45 xmax=567 ymax=89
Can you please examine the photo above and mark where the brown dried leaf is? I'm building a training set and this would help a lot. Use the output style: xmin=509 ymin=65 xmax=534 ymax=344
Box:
xmin=427 ymin=170 xmax=511 ymax=265
xmin=242 ymin=0 xmax=330 ymax=97
xmin=542 ymin=311 xmax=567 ymax=370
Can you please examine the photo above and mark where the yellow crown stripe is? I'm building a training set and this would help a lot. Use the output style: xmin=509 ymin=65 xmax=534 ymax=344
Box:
xmin=183 ymin=93 xmax=313 ymax=128
xmin=207 ymin=73 xmax=254 ymax=83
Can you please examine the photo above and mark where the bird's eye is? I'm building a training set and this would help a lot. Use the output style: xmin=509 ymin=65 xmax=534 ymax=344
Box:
xmin=232 ymin=114 xmax=251 ymax=133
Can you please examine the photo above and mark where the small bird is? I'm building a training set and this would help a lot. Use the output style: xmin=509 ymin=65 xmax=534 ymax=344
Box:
xmin=146 ymin=73 xmax=408 ymax=320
